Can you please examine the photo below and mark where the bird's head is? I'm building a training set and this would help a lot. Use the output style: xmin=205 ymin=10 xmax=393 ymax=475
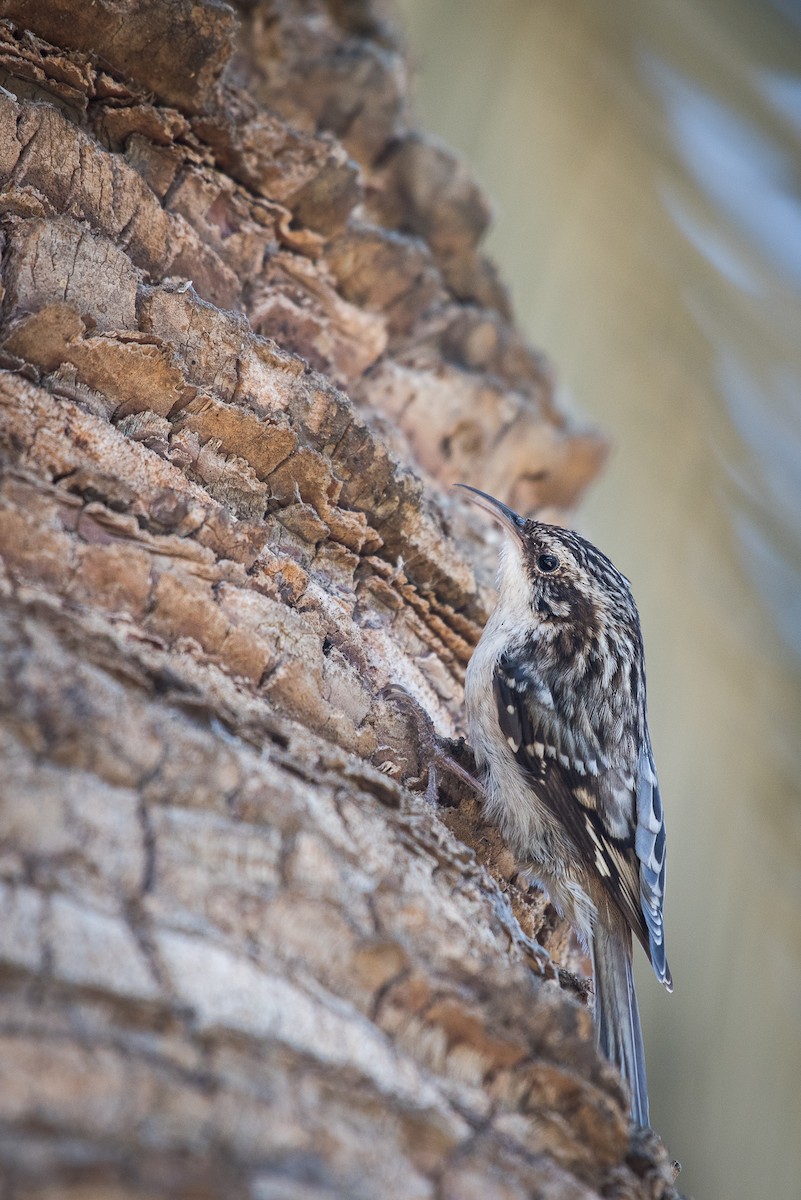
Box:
xmin=456 ymin=484 xmax=635 ymax=639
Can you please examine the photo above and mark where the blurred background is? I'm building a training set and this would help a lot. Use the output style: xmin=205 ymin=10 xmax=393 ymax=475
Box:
xmin=396 ymin=0 xmax=801 ymax=1196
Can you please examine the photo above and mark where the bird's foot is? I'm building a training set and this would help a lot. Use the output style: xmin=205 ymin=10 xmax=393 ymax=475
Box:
xmin=380 ymin=685 xmax=483 ymax=804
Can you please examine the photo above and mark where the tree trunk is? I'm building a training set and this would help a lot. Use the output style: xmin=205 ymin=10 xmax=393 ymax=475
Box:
xmin=0 ymin=2 xmax=677 ymax=1196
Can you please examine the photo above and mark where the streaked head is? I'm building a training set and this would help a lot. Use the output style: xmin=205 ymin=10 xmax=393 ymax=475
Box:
xmin=456 ymin=484 xmax=635 ymax=632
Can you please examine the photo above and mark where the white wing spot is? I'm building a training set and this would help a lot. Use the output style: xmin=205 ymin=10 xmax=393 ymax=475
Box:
xmin=595 ymin=849 xmax=611 ymax=878
xmin=558 ymin=753 xmax=570 ymax=769
xmin=507 ymin=736 xmax=520 ymax=753
xmin=533 ymin=741 xmax=545 ymax=758
xmin=545 ymin=745 xmax=557 ymax=759
xmin=585 ymin=818 xmax=604 ymax=851
xmin=506 ymin=704 xmax=515 ymax=715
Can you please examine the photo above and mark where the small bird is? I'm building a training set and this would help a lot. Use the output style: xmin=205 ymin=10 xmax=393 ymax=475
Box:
xmin=458 ymin=484 xmax=671 ymax=1127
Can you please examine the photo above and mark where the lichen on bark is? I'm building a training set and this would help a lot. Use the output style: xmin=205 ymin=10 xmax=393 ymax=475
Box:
xmin=0 ymin=2 xmax=678 ymax=1197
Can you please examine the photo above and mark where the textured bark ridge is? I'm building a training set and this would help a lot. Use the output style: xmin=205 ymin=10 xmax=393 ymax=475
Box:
xmin=0 ymin=2 xmax=678 ymax=1197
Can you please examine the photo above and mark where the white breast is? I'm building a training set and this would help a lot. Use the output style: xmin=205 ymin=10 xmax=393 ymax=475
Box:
xmin=465 ymin=607 xmax=564 ymax=864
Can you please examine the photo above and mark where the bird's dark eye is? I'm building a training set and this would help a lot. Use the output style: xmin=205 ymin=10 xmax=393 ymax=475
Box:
xmin=537 ymin=552 xmax=559 ymax=573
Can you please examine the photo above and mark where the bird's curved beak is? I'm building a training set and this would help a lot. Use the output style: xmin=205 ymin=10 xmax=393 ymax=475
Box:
xmin=455 ymin=484 xmax=526 ymax=539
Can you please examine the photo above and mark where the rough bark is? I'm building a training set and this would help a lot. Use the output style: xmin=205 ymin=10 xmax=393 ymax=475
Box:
xmin=0 ymin=2 xmax=677 ymax=1197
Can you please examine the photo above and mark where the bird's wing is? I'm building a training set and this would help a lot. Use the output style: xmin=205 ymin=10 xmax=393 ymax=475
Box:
xmin=634 ymin=737 xmax=671 ymax=987
xmin=493 ymin=650 xmax=668 ymax=982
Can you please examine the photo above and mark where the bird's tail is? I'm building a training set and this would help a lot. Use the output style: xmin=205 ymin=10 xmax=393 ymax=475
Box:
xmin=591 ymin=921 xmax=650 ymax=1127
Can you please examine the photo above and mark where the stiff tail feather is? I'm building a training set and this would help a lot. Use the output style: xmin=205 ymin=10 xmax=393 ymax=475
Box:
xmin=591 ymin=921 xmax=650 ymax=1127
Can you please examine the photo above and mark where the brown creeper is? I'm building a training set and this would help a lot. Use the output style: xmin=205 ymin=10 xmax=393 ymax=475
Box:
xmin=459 ymin=484 xmax=672 ymax=1127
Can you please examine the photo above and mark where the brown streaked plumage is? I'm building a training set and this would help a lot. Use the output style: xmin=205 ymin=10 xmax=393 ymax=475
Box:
xmin=458 ymin=484 xmax=671 ymax=1128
